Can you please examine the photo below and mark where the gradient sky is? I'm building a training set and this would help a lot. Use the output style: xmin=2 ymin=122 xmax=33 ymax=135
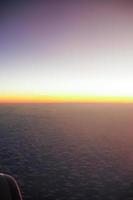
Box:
xmin=1 ymin=0 xmax=133 ymax=102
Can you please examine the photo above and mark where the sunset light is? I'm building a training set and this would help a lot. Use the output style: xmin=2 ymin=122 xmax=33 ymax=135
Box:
xmin=1 ymin=1 xmax=133 ymax=200
xmin=1 ymin=1 xmax=133 ymax=103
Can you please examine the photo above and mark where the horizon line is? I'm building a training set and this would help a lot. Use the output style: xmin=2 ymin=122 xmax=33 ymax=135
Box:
xmin=1 ymin=95 xmax=133 ymax=104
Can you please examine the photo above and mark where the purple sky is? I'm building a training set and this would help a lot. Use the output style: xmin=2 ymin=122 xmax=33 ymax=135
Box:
xmin=1 ymin=1 xmax=133 ymax=99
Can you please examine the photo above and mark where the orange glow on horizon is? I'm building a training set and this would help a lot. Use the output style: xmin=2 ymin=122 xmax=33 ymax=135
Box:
xmin=1 ymin=95 xmax=133 ymax=103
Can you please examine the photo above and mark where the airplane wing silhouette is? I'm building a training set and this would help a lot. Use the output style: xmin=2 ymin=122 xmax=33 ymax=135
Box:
xmin=0 ymin=173 xmax=22 ymax=200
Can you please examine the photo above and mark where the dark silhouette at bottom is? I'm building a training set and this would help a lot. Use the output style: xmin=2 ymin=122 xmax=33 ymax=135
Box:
xmin=0 ymin=173 xmax=22 ymax=200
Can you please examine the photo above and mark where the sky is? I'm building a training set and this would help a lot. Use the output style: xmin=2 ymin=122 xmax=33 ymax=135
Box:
xmin=0 ymin=0 xmax=133 ymax=103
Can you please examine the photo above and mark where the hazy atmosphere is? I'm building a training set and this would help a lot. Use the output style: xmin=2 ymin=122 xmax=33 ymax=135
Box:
xmin=1 ymin=1 xmax=133 ymax=102
xmin=1 ymin=1 xmax=133 ymax=200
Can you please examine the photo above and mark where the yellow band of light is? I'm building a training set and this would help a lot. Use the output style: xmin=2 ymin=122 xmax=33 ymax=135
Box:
xmin=1 ymin=94 xmax=133 ymax=103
